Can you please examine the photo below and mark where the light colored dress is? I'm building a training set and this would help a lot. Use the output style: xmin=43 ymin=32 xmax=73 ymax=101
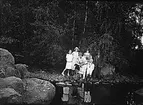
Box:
xmin=65 ymin=54 xmax=73 ymax=69
xmin=86 ymin=63 xmax=95 ymax=76
xmin=79 ymin=56 xmax=88 ymax=79
xmin=72 ymin=51 xmax=79 ymax=70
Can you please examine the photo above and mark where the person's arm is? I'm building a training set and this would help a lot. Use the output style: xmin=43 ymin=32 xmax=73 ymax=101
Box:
xmin=66 ymin=54 xmax=68 ymax=61
xmin=72 ymin=52 xmax=74 ymax=55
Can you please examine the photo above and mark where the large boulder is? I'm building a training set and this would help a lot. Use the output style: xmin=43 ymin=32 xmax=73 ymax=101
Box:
xmin=0 ymin=76 xmax=24 ymax=96
xmin=100 ymin=64 xmax=115 ymax=76
xmin=0 ymin=77 xmax=23 ymax=104
xmin=3 ymin=76 xmax=24 ymax=94
xmin=22 ymin=78 xmax=56 ymax=104
xmin=0 ymin=48 xmax=20 ymax=78
xmin=0 ymin=78 xmax=7 ymax=89
xmin=0 ymin=64 xmax=21 ymax=78
xmin=15 ymin=64 xmax=29 ymax=79
xmin=0 ymin=87 xmax=22 ymax=105
xmin=0 ymin=48 xmax=15 ymax=65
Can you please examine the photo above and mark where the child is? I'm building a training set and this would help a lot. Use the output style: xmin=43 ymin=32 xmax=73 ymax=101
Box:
xmin=86 ymin=59 xmax=95 ymax=78
xmin=62 ymin=50 xmax=73 ymax=76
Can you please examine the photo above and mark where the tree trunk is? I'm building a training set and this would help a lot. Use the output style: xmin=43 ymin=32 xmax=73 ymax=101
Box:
xmin=72 ymin=12 xmax=76 ymax=49
xmin=83 ymin=1 xmax=88 ymax=35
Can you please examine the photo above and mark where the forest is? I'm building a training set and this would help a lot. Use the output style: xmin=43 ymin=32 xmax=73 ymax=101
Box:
xmin=0 ymin=0 xmax=143 ymax=76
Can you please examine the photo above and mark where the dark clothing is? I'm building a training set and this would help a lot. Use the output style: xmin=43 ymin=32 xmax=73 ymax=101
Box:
xmin=84 ymin=82 xmax=91 ymax=91
xmin=64 ymin=69 xmax=76 ymax=76
xmin=75 ymin=64 xmax=80 ymax=70
xmin=64 ymin=69 xmax=70 ymax=76
xmin=69 ymin=70 xmax=76 ymax=76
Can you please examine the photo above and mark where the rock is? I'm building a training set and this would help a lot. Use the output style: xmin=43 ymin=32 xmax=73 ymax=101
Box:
xmin=3 ymin=76 xmax=24 ymax=94
xmin=100 ymin=64 xmax=115 ymax=76
xmin=15 ymin=64 xmax=29 ymax=79
xmin=23 ymin=78 xmax=56 ymax=104
xmin=0 ymin=87 xmax=22 ymax=104
xmin=0 ymin=88 xmax=21 ymax=98
xmin=0 ymin=48 xmax=15 ymax=65
xmin=0 ymin=66 xmax=5 ymax=78
xmin=0 ymin=78 xmax=7 ymax=89
xmin=0 ymin=48 xmax=20 ymax=78
xmin=0 ymin=76 xmax=24 ymax=95
xmin=0 ymin=64 xmax=21 ymax=78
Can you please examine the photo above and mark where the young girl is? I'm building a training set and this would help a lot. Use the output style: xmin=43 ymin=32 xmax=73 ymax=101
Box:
xmin=72 ymin=47 xmax=80 ymax=70
xmin=79 ymin=53 xmax=88 ymax=79
xmin=86 ymin=59 xmax=95 ymax=77
xmin=62 ymin=50 xmax=73 ymax=76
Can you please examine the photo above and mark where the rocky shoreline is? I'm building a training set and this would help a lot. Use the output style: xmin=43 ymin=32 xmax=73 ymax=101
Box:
xmin=0 ymin=48 xmax=56 ymax=105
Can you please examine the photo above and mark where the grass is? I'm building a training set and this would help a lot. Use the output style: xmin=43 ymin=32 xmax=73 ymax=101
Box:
xmin=23 ymin=66 xmax=143 ymax=85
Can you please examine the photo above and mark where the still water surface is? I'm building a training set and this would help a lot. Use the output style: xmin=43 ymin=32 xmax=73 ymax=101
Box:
xmin=51 ymin=82 xmax=143 ymax=105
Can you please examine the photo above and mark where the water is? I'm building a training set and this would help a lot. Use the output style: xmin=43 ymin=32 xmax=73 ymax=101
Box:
xmin=51 ymin=82 xmax=143 ymax=105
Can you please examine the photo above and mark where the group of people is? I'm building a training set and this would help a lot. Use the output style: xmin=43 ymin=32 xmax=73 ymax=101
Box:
xmin=62 ymin=47 xmax=95 ymax=79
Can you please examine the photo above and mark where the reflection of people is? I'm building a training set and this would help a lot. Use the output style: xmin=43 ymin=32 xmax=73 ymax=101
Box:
xmin=62 ymin=50 xmax=73 ymax=76
xmin=84 ymin=91 xmax=91 ymax=103
xmin=61 ymin=86 xmax=70 ymax=102
xmin=83 ymin=82 xmax=91 ymax=103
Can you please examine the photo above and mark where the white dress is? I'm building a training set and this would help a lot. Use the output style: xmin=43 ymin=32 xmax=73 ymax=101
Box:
xmin=65 ymin=54 xmax=73 ymax=69
xmin=86 ymin=63 xmax=95 ymax=76
xmin=72 ymin=51 xmax=79 ymax=70
xmin=79 ymin=56 xmax=88 ymax=79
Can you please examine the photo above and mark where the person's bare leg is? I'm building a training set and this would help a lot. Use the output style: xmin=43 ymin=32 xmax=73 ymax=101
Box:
xmin=62 ymin=69 xmax=66 ymax=76
xmin=83 ymin=71 xmax=86 ymax=79
xmin=67 ymin=69 xmax=70 ymax=76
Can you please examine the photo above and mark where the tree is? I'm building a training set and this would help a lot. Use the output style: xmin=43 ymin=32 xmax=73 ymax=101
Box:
xmin=125 ymin=3 xmax=143 ymax=50
xmin=23 ymin=1 xmax=66 ymax=66
xmin=89 ymin=33 xmax=129 ymax=75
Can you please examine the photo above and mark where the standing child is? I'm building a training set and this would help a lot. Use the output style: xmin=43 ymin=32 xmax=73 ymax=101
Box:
xmin=86 ymin=59 xmax=95 ymax=78
xmin=62 ymin=50 xmax=73 ymax=76
xmin=79 ymin=53 xmax=88 ymax=79
xmin=71 ymin=47 xmax=80 ymax=76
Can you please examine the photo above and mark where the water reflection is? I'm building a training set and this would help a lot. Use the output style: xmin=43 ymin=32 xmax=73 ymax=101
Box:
xmin=60 ymin=82 xmax=92 ymax=105
xmin=83 ymin=83 xmax=91 ymax=103
xmin=62 ymin=86 xmax=69 ymax=102
xmin=55 ymin=81 xmax=143 ymax=105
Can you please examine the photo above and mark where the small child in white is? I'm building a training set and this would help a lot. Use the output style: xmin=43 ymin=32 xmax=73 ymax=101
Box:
xmin=86 ymin=59 xmax=95 ymax=77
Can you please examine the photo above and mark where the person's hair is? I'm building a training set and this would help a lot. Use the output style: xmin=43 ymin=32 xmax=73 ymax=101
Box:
xmin=68 ymin=49 xmax=72 ymax=53
xmin=86 ymin=48 xmax=90 ymax=52
xmin=74 ymin=47 xmax=79 ymax=51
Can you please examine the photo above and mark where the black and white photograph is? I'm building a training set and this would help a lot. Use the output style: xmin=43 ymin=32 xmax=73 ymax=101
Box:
xmin=0 ymin=0 xmax=143 ymax=105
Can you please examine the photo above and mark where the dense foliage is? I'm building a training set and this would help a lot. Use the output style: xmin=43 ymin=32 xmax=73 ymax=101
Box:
xmin=125 ymin=3 xmax=143 ymax=49
xmin=0 ymin=0 xmax=139 ymax=73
